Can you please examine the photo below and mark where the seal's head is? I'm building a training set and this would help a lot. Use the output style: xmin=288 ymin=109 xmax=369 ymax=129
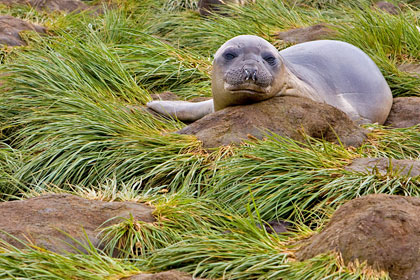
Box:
xmin=212 ymin=35 xmax=285 ymax=110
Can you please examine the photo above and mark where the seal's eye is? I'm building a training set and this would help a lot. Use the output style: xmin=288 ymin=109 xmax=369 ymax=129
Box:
xmin=223 ymin=52 xmax=237 ymax=61
xmin=264 ymin=55 xmax=276 ymax=66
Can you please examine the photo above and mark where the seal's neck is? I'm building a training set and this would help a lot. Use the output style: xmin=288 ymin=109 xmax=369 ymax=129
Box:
xmin=277 ymin=63 xmax=324 ymax=102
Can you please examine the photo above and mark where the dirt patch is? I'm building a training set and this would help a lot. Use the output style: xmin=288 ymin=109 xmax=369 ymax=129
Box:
xmin=123 ymin=270 xmax=206 ymax=280
xmin=0 ymin=194 xmax=155 ymax=253
xmin=276 ymin=23 xmax=337 ymax=44
xmin=0 ymin=0 xmax=94 ymax=13
xmin=178 ymin=96 xmax=367 ymax=148
xmin=0 ymin=15 xmax=46 ymax=46
xmin=384 ymin=97 xmax=420 ymax=128
xmin=151 ymin=91 xmax=180 ymax=101
xmin=373 ymin=1 xmax=400 ymax=15
xmin=345 ymin=157 xmax=420 ymax=177
xmin=397 ymin=63 xmax=420 ymax=78
xmin=198 ymin=0 xmax=254 ymax=16
xmin=296 ymin=194 xmax=420 ymax=280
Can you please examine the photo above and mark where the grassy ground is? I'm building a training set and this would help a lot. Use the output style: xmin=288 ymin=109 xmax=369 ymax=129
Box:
xmin=0 ymin=0 xmax=419 ymax=279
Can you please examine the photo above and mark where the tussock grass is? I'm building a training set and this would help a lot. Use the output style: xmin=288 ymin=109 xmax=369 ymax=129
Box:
xmin=164 ymin=0 xmax=198 ymax=11
xmin=206 ymin=135 xmax=420 ymax=221
xmin=150 ymin=0 xmax=328 ymax=56
xmin=0 ymin=143 xmax=24 ymax=198
xmin=0 ymin=14 xmax=212 ymax=190
xmin=361 ymin=126 xmax=420 ymax=159
xmin=0 ymin=239 xmax=142 ymax=279
xmin=335 ymin=7 xmax=420 ymax=96
xmin=0 ymin=0 xmax=419 ymax=279
xmin=147 ymin=216 xmax=389 ymax=280
xmin=100 ymin=195 xmax=234 ymax=258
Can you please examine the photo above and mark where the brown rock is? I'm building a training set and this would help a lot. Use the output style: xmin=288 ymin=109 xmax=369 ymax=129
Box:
xmin=0 ymin=15 xmax=46 ymax=46
xmin=0 ymin=194 xmax=155 ymax=253
xmin=345 ymin=157 xmax=420 ymax=177
xmin=384 ymin=97 xmax=420 ymax=128
xmin=296 ymin=194 xmax=420 ymax=280
xmin=373 ymin=1 xmax=400 ymax=15
xmin=189 ymin=96 xmax=212 ymax=102
xmin=398 ymin=63 xmax=420 ymax=78
xmin=276 ymin=24 xmax=337 ymax=44
xmin=178 ymin=96 xmax=367 ymax=148
xmin=150 ymin=91 xmax=180 ymax=101
xmin=122 ymin=270 xmax=205 ymax=280
xmin=0 ymin=0 xmax=91 ymax=13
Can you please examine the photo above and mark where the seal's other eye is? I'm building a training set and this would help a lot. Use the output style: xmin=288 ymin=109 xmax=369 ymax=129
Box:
xmin=223 ymin=52 xmax=237 ymax=61
xmin=264 ymin=55 xmax=276 ymax=66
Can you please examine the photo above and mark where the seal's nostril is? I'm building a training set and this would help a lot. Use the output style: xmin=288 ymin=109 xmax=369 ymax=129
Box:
xmin=244 ymin=69 xmax=250 ymax=80
xmin=252 ymin=70 xmax=257 ymax=81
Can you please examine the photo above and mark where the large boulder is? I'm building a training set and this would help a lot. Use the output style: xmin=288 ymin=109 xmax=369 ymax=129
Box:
xmin=384 ymin=97 xmax=420 ymax=128
xmin=296 ymin=194 xmax=420 ymax=280
xmin=178 ymin=96 xmax=367 ymax=148
xmin=0 ymin=194 xmax=155 ymax=253
xmin=0 ymin=0 xmax=91 ymax=13
xmin=276 ymin=23 xmax=337 ymax=44
xmin=0 ymin=15 xmax=46 ymax=46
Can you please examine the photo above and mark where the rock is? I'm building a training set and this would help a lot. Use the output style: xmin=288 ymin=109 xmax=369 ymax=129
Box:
xmin=257 ymin=220 xmax=290 ymax=234
xmin=373 ymin=1 xmax=400 ymax=15
xmin=0 ymin=0 xmax=92 ymax=13
xmin=0 ymin=194 xmax=155 ymax=253
xmin=296 ymin=194 xmax=420 ymax=280
xmin=345 ymin=157 xmax=420 ymax=177
xmin=122 ymin=270 xmax=205 ymax=280
xmin=384 ymin=97 xmax=420 ymax=128
xmin=151 ymin=91 xmax=180 ymax=101
xmin=177 ymin=96 xmax=367 ymax=148
xmin=189 ymin=96 xmax=212 ymax=102
xmin=397 ymin=63 xmax=420 ymax=78
xmin=0 ymin=15 xmax=46 ymax=46
xmin=276 ymin=24 xmax=337 ymax=44
xmin=198 ymin=0 xmax=254 ymax=16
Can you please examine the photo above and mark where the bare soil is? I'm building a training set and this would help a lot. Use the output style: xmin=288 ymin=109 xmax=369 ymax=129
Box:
xmin=0 ymin=194 xmax=155 ymax=253
xmin=296 ymin=194 xmax=420 ymax=280
xmin=276 ymin=23 xmax=337 ymax=44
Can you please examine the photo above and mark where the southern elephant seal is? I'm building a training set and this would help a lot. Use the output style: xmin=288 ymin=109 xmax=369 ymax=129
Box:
xmin=147 ymin=35 xmax=393 ymax=124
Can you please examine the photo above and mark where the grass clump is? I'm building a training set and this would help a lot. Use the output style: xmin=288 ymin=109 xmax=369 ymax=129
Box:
xmin=0 ymin=13 xmax=212 ymax=191
xmin=0 ymin=240 xmax=143 ymax=279
xmin=100 ymin=195 xmax=232 ymax=258
xmin=206 ymin=135 xmax=420 ymax=221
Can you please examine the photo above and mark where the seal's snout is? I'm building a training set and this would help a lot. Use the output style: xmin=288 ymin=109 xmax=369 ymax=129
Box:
xmin=243 ymin=66 xmax=258 ymax=81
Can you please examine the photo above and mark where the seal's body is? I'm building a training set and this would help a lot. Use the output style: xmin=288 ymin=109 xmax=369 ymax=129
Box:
xmin=147 ymin=36 xmax=392 ymax=124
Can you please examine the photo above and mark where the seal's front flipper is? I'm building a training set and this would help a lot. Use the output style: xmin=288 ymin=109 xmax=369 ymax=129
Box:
xmin=147 ymin=99 xmax=214 ymax=122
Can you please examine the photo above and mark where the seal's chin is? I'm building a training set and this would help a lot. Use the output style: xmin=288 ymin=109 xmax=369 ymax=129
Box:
xmin=224 ymin=82 xmax=271 ymax=95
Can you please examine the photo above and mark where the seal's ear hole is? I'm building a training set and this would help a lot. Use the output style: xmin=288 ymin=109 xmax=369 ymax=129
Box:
xmin=223 ymin=52 xmax=237 ymax=61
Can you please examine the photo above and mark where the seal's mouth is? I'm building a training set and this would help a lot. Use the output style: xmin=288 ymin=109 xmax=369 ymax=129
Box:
xmin=224 ymin=82 xmax=271 ymax=95
xmin=229 ymin=89 xmax=264 ymax=95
